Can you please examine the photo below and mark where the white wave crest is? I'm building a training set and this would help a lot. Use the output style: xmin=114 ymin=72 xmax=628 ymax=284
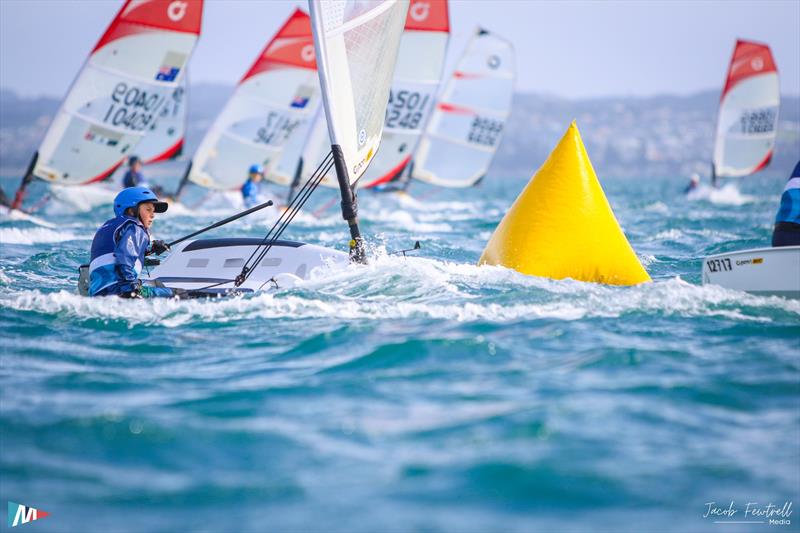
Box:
xmin=0 ymin=227 xmax=86 ymax=245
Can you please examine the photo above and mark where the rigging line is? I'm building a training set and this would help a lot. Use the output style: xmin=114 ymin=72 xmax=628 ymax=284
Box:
xmin=188 ymin=152 xmax=334 ymax=293
xmin=237 ymin=157 xmax=332 ymax=285
xmin=243 ymin=161 xmax=331 ymax=278
xmin=237 ymin=151 xmax=332 ymax=275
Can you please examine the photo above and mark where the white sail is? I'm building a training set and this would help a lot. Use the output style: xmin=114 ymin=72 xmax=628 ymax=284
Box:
xmin=136 ymin=77 xmax=188 ymax=164
xmin=713 ymin=39 xmax=780 ymax=178
xmin=412 ymin=27 xmax=515 ymax=188
xmin=32 ymin=0 xmax=203 ymax=186
xmin=356 ymin=0 xmax=450 ymax=189
xmin=308 ymin=0 xmax=410 ymax=186
xmin=188 ymin=9 xmax=320 ymax=190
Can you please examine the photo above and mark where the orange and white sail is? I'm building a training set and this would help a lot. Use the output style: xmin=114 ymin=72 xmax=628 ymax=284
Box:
xmin=188 ymin=8 xmax=319 ymax=190
xmin=412 ymin=27 xmax=514 ymax=188
xmin=32 ymin=0 xmax=203 ymax=186
xmin=713 ymin=39 xmax=780 ymax=178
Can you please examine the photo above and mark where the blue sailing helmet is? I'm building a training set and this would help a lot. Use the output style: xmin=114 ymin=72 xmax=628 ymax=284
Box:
xmin=114 ymin=187 xmax=168 ymax=217
xmin=249 ymin=164 xmax=264 ymax=174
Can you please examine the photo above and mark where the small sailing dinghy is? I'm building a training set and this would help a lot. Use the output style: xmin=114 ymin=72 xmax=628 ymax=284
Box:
xmin=10 ymin=0 xmax=204 ymax=211
xmin=141 ymin=0 xmax=410 ymax=293
xmin=700 ymin=40 xmax=799 ymax=298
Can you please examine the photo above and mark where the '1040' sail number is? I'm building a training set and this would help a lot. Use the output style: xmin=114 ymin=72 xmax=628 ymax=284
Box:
xmin=103 ymin=82 xmax=168 ymax=132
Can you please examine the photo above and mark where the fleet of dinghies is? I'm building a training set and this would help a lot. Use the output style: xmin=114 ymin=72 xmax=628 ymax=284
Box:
xmin=2 ymin=0 xmax=797 ymax=299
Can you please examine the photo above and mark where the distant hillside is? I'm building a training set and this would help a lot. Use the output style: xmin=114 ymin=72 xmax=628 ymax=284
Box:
xmin=1 ymin=85 xmax=798 ymax=179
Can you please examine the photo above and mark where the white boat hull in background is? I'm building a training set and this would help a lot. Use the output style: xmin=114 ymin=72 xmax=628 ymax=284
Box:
xmin=702 ymin=246 xmax=800 ymax=299
xmin=142 ymin=238 xmax=348 ymax=293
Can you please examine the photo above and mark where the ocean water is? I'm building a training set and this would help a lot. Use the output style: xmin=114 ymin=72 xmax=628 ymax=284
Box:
xmin=1 ymin=172 xmax=798 ymax=532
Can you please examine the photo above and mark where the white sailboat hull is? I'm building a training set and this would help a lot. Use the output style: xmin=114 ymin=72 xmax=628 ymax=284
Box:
xmin=701 ymin=246 xmax=800 ymax=299
xmin=142 ymin=238 xmax=348 ymax=293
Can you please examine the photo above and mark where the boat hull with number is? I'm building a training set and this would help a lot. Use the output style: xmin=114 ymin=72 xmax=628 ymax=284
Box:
xmin=141 ymin=238 xmax=348 ymax=293
xmin=701 ymin=245 xmax=800 ymax=298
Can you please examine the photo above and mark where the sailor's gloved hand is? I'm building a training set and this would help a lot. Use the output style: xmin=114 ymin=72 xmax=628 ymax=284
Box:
xmin=149 ymin=240 xmax=170 ymax=256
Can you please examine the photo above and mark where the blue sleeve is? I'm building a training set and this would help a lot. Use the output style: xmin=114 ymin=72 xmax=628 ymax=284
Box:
xmin=242 ymin=181 xmax=257 ymax=207
xmin=113 ymin=222 xmax=148 ymax=283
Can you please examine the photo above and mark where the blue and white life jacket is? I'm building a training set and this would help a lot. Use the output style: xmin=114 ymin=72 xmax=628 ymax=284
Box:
xmin=89 ymin=216 xmax=149 ymax=296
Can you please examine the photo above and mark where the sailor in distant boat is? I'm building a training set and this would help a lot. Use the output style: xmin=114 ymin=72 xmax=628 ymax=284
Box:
xmin=122 ymin=156 xmax=148 ymax=189
xmin=772 ymin=160 xmax=800 ymax=247
xmin=684 ymin=173 xmax=700 ymax=194
xmin=241 ymin=164 xmax=265 ymax=208
xmin=88 ymin=187 xmax=173 ymax=298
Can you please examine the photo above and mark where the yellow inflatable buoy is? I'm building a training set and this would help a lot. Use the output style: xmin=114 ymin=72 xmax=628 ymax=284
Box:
xmin=478 ymin=122 xmax=651 ymax=286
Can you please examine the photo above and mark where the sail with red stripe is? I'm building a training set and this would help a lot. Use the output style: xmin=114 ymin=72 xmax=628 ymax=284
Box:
xmin=713 ymin=39 xmax=780 ymax=178
xmin=32 ymin=0 xmax=203 ymax=186
xmin=412 ymin=27 xmax=514 ymax=188
xmin=188 ymin=9 xmax=320 ymax=190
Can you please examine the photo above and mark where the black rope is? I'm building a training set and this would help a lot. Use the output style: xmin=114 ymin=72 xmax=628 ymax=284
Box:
xmin=190 ymin=151 xmax=334 ymax=292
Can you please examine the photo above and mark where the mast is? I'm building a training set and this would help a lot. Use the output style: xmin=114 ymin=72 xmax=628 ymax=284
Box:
xmin=331 ymin=145 xmax=366 ymax=262
xmin=10 ymin=152 xmax=39 ymax=210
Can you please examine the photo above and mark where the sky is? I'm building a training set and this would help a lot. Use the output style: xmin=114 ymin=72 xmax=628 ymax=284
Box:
xmin=0 ymin=0 xmax=798 ymax=100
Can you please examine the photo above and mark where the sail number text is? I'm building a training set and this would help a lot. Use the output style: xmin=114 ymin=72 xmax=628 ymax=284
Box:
xmin=386 ymin=90 xmax=431 ymax=130
xmin=706 ymin=258 xmax=732 ymax=273
xmin=103 ymin=82 xmax=167 ymax=132
xmin=468 ymin=116 xmax=503 ymax=146
xmin=739 ymin=108 xmax=776 ymax=134
xmin=255 ymin=112 xmax=301 ymax=146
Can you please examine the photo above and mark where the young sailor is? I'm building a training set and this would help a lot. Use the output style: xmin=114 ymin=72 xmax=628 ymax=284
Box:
xmin=89 ymin=187 xmax=172 ymax=298
xmin=684 ymin=173 xmax=700 ymax=195
xmin=772 ymin=160 xmax=800 ymax=247
xmin=122 ymin=156 xmax=148 ymax=189
xmin=241 ymin=164 xmax=264 ymax=208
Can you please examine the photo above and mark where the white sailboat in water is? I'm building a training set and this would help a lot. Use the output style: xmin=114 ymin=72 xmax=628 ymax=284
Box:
xmin=143 ymin=0 xmax=409 ymax=292
xmin=701 ymin=39 xmax=799 ymax=298
xmin=10 ymin=0 xmax=203 ymax=211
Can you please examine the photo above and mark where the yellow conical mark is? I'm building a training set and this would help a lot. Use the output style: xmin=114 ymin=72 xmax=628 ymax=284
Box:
xmin=479 ymin=122 xmax=651 ymax=286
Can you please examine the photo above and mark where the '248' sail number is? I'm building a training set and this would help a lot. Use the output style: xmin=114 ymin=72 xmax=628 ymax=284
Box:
xmin=103 ymin=82 xmax=166 ymax=132
xmin=386 ymin=90 xmax=431 ymax=130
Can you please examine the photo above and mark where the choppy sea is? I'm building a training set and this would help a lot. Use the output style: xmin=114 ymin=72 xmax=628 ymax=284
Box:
xmin=1 ymin=170 xmax=798 ymax=532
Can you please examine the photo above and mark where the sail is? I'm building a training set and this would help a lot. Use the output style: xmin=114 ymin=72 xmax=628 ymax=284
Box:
xmin=308 ymin=0 xmax=410 ymax=186
xmin=713 ymin=39 xmax=780 ymax=178
xmin=356 ymin=0 xmax=449 ymax=189
xmin=187 ymin=8 xmax=319 ymax=190
xmin=136 ymin=77 xmax=188 ymax=163
xmin=412 ymin=27 xmax=514 ymax=188
xmin=32 ymin=0 xmax=203 ymax=186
